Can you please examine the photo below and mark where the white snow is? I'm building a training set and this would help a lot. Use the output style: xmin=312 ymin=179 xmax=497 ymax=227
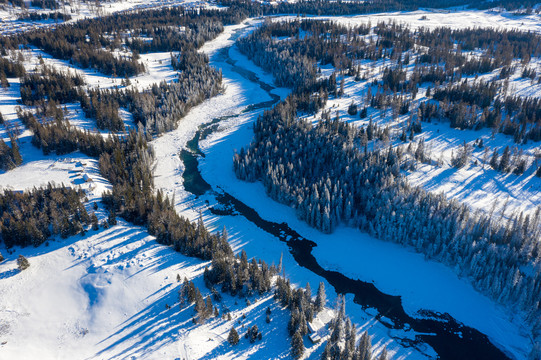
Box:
xmin=194 ymin=92 xmax=532 ymax=360
xmin=304 ymin=8 xmax=541 ymax=34
xmin=0 ymin=8 xmax=539 ymax=360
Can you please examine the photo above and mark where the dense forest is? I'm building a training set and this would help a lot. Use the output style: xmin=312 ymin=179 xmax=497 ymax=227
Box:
xmin=1 ymin=2 xmax=539 ymax=358
xmin=0 ymin=6 xmax=247 ymax=77
xmin=221 ymin=0 xmax=471 ymax=17
xmin=15 ymin=103 xmax=233 ymax=261
xmin=15 ymin=50 xmax=221 ymax=134
xmin=0 ymin=184 xmax=89 ymax=247
xmin=1 ymin=0 xmax=536 ymax=13
xmin=0 ymin=56 xmax=26 ymax=88
xmin=0 ymin=135 xmax=22 ymax=171
xmin=126 ymin=50 xmax=223 ymax=134
xmin=235 ymin=19 xmax=541 ymax=337
xmin=13 ymin=94 xmax=390 ymax=360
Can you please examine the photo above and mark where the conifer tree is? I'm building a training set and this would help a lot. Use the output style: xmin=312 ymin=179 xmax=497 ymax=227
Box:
xmin=499 ymin=145 xmax=511 ymax=172
xmin=228 ymin=327 xmax=239 ymax=346
xmin=291 ymin=329 xmax=305 ymax=359
xmin=315 ymin=282 xmax=326 ymax=312
xmin=17 ymin=255 xmax=30 ymax=271
xmin=490 ymin=149 xmax=499 ymax=170
xmin=377 ymin=346 xmax=389 ymax=360
xmin=9 ymin=135 xmax=22 ymax=166
xmin=357 ymin=331 xmax=372 ymax=360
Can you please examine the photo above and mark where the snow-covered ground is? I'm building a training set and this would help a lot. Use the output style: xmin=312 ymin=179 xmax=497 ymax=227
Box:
xmin=151 ymin=17 xmax=534 ymax=360
xmin=14 ymin=46 xmax=180 ymax=93
xmin=276 ymin=14 xmax=541 ymax=221
xmin=0 ymin=0 xmax=223 ymax=36
xmin=296 ymin=69 xmax=541 ymax=220
xmin=0 ymin=47 xmax=181 ymax=137
xmin=149 ymin=19 xmax=430 ymax=360
xmin=0 ymin=220 xmax=298 ymax=360
xmin=305 ymin=8 xmax=541 ymax=34
xmin=193 ymin=84 xmax=532 ymax=360
xmin=0 ymin=8 xmax=539 ymax=360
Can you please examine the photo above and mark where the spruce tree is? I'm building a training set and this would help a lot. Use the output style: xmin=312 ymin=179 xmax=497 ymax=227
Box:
xmin=9 ymin=135 xmax=22 ymax=166
xmin=291 ymin=329 xmax=305 ymax=359
xmin=17 ymin=255 xmax=30 ymax=271
xmin=377 ymin=346 xmax=389 ymax=360
xmin=315 ymin=282 xmax=326 ymax=312
xmin=490 ymin=149 xmax=499 ymax=170
xmin=348 ymin=101 xmax=358 ymax=115
xmin=227 ymin=327 xmax=239 ymax=345
xmin=91 ymin=212 xmax=99 ymax=230
xmin=499 ymin=146 xmax=511 ymax=172
xmin=358 ymin=331 xmax=372 ymax=360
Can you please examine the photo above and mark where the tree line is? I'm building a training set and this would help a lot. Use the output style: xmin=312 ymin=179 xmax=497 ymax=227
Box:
xmin=238 ymin=19 xmax=541 ymax=147
xmin=0 ymin=56 xmax=26 ymax=88
xmin=0 ymin=184 xmax=90 ymax=247
xmin=0 ymin=6 xmax=250 ymax=77
xmin=234 ymin=20 xmax=541 ymax=341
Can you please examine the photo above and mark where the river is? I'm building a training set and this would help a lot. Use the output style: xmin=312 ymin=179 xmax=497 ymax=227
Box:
xmin=169 ymin=22 xmax=516 ymax=360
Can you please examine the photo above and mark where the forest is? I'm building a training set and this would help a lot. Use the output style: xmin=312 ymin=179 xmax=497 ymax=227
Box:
xmin=234 ymin=19 xmax=541 ymax=337
xmin=0 ymin=184 xmax=90 ymax=247
xmin=0 ymin=6 xmax=248 ymax=77
xmin=238 ymin=19 xmax=541 ymax=144
xmin=1 ymin=2 xmax=539 ymax=359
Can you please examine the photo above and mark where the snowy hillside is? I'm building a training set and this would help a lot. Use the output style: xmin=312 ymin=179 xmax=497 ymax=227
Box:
xmin=0 ymin=3 xmax=540 ymax=360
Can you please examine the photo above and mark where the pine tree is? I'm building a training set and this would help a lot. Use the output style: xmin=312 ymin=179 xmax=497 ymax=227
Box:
xmin=205 ymin=296 xmax=213 ymax=316
xmin=357 ymin=331 xmax=372 ymax=360
xmin=227 ymin=327 xmax=239 ymax=345
xmin=291 ymin=329 xmax=305 ymax=359
xmin=108 ymin=209 xmax=117 ymax=226
xmin=339 ymin=77 xmax=345 ymax=97
xmin=415 ymin=137 xmax=425 ymax=163
xmin=17 ymin=255 xmax=30 ymax=270
xmin=194 ymin=288 xmax=205 ymax=315
xmin=248 ymin=325 xmax=260 ymax=343
xmin=0 ymin=71 xmax=8 ymax=88
xmin=377 ymin=346 xmax=389 ymax=360
xmin=315 ymin=282 xmax=326 ymax=312
xmin=360 ymin=107 xmax=368 ymax=119
xmin=348 ymin=101 xmax=358 ymax=115
xmin=451 ymin=141 xmax=471 ymax=168
xmin=490 ymin=149 xmax=499 ymax=170
xmin=499 ymin=146 xmax=511 ymax=172
xmin=91 ymin=212 xmax=99 ymax=230
xmin=9 ymin=135 xmax=22 ymax=166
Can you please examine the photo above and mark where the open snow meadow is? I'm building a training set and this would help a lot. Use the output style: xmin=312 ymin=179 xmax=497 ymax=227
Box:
xmin=0 ymin=2 xmax=540 ymax=360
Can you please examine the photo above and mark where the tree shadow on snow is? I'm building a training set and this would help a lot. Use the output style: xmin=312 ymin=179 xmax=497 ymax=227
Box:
xmin=91 ymin=286 xmax=193 ymax=360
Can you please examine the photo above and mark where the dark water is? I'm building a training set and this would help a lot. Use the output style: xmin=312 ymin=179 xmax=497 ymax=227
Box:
xmin=178 ymin=26 xmax=512 ymax=360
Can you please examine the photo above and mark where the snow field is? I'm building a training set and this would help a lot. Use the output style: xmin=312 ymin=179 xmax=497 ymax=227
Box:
xmin=305 ymin=8 xmax=541 ymax=34
xmin=0 ymin=8 xmax=538 ymax=360
xmin=0 ymin=220 xmax=298 ymax=360
xmin=0 ymin=0 xmax=222 ymax=36
xmin=195 ymin=94 xmax=531 ymax=360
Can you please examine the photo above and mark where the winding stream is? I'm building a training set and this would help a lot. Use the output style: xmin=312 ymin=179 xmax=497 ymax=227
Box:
xmin=179 ymin=26 xmax=512 ymax=360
